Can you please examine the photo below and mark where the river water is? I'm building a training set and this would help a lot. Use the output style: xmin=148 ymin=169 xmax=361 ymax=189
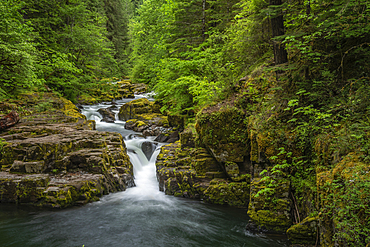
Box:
xmin=0 ymin=95 xmax=288 ymax=247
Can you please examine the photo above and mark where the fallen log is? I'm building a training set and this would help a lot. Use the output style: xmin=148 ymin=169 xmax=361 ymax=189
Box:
xmin=0 ymin=111 xmax=20 ymax=130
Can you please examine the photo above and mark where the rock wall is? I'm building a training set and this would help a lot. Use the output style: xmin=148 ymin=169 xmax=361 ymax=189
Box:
xmin=154 ymin=87 xmax=370 ymax=246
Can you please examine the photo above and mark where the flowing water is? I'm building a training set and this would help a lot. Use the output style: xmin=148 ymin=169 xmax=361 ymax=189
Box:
xmin=0 ymin=95 xmax=288 ymax=247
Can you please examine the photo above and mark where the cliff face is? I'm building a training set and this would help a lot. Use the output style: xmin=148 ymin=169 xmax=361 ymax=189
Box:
xmin=156 ymin=78 xmax=370 ymax=246
xmin=0 ymin=92 xmax=134 ymax=208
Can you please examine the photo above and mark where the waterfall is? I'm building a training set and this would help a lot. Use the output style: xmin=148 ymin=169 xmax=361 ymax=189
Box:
xmin=80 ymin=97 xmax=170 ymax=203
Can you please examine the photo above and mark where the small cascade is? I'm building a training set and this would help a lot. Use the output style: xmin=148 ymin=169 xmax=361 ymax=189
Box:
xmin=80 ymin=97 xmax=170 ymax=202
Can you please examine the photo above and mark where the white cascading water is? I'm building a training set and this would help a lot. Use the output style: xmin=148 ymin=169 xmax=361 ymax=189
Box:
xmin=80 ymin=96 xmax=172 ymax=204
xmin=123 ymin=138 xmax=168 ymax=202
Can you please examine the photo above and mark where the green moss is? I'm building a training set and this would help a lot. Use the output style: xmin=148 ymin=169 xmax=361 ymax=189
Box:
xmin=136 ymin=121 xmax=146 ymax=127
xmin=195 ymin=106 xmax=249 ymax=163
xmin=286 ymin=216 xmax=318 ymax=245
xmin=204 ymin=180 xmax=250 ymax=207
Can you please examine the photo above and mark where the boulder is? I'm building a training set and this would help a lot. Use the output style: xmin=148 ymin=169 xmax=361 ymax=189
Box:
xmin=154 ymin=131 xmax=179 ymax=143
xmin=225 ymin=161 xmax=240 ymax=178
xmin=118 ymin=98 xmax=153 ymax=121
xmin=195 ymin=106 xmax=249 ymax=163
xmin=98 ymin=108 xmax=115 ymax=123
xmin=141 ymin=141 xmax=159 ymax=160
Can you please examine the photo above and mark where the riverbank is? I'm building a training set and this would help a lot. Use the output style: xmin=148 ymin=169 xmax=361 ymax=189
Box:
xmin=0 ymin=92 xmax=134 ymax=208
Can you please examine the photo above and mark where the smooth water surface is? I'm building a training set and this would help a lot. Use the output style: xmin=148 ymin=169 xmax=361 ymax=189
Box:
xmin=0 ymin=96 xmax=288 ymax=247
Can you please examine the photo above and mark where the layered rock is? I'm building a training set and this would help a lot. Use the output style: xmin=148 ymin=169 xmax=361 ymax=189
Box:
xmin=116 ymin=80 xmax=135 ymax=98
xmin=132 ymin=83 xmax=148 ymax=94
xmin=118 ymin=98 xmax=180 ymax=142
xmin=155 ymin=128 xmax=251 ymax=207
xmin=192 ymin=102 xmax=294 ymax=233
xmin=246 ymin=177 xmax=292 ymax=233
xmin=0 ymin=93 xmax=134 ymax=208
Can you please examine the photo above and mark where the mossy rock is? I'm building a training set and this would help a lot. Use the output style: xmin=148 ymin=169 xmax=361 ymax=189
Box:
xmin=61 ymin=97 xmax=86 ymax=119
xmin=180 ymin=128 xmax=195 ymax=148
xmin=132 ymin=83 xmax=148 ymax=94
xmin=247 ymin=177 xmax=292 ymax=233
xmin=286 ymin=216 xmax=318 ymax=245
xmin=195 ymin=106 xmax=249 ymax=163
xmin=204 ymin=179 xmax=250 ymax=207
xmin=225 ymin=161 xmax=240 ymax=178
xmin=118 ymin=98 xmax=153 ymax=121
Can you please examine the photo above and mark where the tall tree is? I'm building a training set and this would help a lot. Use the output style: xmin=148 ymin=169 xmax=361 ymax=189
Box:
xmin=269 ymin=0 xmax=288 ymax=66
xmin=22 ymin=0 xmax=117 ymax=98
xmin=104 ymin=0 xmax=134 ymax=75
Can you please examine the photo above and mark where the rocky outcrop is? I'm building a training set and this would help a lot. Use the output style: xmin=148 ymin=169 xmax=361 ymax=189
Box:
xmin=132 ymin=83 xmax=148 ymax=94
xmin=315 ymin=153 xmax=370 ymax=246
xmin=246 ymin=177 xmax=292 ymax=233
xmin=286 ymin=216 xmax=319 ymax=246
xmin=0 ymin=93 xmax=134 ymax=208
xmin=196 ymin=105 xmax=249 ymax=163
xmin=155 ymin=128 xmax=250 ymax=207
xmin=194 ymin=102 xmax=295 ymax=234
xmin=118 ymin=98 xmax=180 ymax=142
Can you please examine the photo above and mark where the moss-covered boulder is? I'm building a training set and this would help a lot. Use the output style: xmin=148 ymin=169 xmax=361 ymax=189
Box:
xmin=204 ymin=178 xmax=250 ymax=207
xmin=117 ymin=98 xmax=182 ymax=141
xmin=117 ymin=80 xmax=135 ymax=98
xmin=247 ymin=177 xmax=292 ymax=233
xmin=132 ymin=83 xmax=148 ymax=94
xmin=155 ymin=130 xmax=251 ymax=207
xmin=286 ymin=216 xmax=319 ymax=246
xmin=196 ymin=105 xmax=249 ymax=163
xmin=118 ymin=98 xmax=153 ymax=121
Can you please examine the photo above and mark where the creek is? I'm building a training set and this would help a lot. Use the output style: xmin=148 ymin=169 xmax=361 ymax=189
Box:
xmin=0 ymin=95 xmax=288 ymax=247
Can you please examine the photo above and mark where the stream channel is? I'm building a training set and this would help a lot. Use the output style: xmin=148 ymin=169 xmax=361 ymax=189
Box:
xmin=0 ymin=95 xmax=288 ymax=247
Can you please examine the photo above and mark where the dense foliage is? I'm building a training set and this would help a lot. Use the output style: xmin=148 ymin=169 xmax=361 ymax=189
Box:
xmin=0 ymin=0 xmax=134 ymax=101
xmin=130 ymin=0 xmax=370 ymax=244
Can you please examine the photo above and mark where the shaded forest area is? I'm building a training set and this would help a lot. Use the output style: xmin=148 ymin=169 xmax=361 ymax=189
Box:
xmin=0 ymin=0 xmax=139 ymax=100
xmin=1 ymin=0 xmax=370 ymax=245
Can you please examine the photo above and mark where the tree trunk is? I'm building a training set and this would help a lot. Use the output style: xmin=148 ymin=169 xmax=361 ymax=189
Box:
xmin=269 ymin=0 xmax=288 ymax=66
xmin=202 ymin=0 xmax=206 ymax=41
